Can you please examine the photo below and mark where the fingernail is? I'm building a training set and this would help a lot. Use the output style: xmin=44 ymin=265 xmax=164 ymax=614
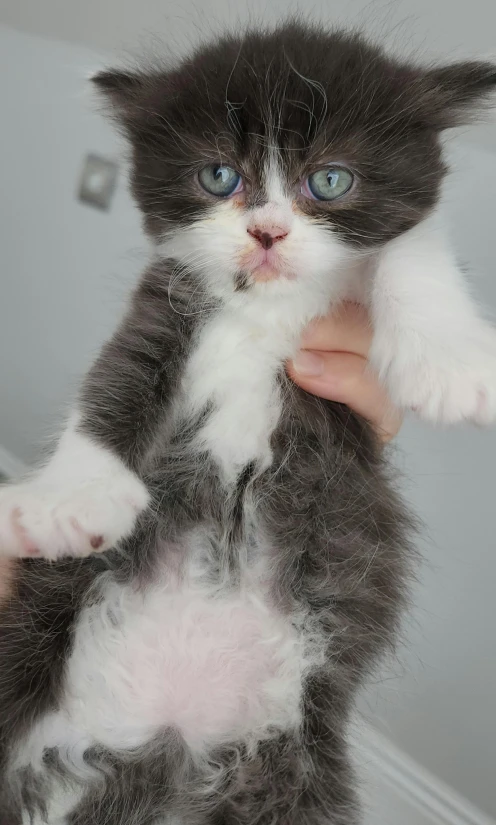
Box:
xmin=292 ymin=351 xmax=324 ymax=376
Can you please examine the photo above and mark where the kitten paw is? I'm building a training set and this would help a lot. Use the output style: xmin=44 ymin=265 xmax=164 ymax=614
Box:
xmin=0 ymin=472 xmax=150 ymax=560
xmin=372 ymin=328 xmax=496 ymax=425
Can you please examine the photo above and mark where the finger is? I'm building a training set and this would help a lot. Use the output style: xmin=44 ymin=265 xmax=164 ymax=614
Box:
xmin=300 ymin=302 xmax=373 ymax=357
xmin=288 ymin=351 xmax=403 ymax=442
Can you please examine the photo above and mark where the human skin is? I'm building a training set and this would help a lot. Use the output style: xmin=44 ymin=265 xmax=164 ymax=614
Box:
xmin=288 ymin=302 xmax=403 ymax=443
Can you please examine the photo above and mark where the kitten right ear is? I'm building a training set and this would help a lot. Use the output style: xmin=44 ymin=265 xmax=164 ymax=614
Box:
xmin=91 ymin=69 xmax=144 ymax=120
xmin=92 ymin=66 xmax=177 ymax=143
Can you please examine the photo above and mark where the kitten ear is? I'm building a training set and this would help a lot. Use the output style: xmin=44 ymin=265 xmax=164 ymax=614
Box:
xmin=91 ymin=69 xmax=145 ymax=122
xmin=422 ymin=60 xmax=496 ymax=128
xmin=91 ymin=69 xmax=146 ymax=138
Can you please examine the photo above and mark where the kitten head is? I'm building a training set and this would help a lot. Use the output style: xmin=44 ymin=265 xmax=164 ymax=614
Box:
xmin=94 ymin=22 xmax=496 ymax=303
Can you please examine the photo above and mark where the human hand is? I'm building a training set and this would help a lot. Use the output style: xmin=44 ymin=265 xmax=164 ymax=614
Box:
xmin=288 ymin=303 xmax=403 ymax=443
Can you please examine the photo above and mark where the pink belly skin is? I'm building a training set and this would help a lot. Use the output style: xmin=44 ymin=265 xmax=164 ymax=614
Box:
xmin=128 ymin=597 xmax=288 ymax=738
xmin=67 ymin=582 xmax=308 ymax=751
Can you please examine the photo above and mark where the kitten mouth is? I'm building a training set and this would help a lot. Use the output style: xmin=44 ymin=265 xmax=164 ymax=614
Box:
xmin=238 ymin=247 xmax=292 ymax=283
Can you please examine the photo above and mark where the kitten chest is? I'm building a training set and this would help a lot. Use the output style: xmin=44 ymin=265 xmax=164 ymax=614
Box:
xmin=181 ymin=307 xmax=297 ymax=479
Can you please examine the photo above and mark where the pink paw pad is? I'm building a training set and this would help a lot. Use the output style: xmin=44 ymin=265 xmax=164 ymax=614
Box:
xmin=11 ymin=507 xmax=40 ymax=557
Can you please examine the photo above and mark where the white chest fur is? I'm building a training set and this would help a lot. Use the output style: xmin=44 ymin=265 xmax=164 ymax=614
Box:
xmin=181 ymin=302 xmax=305 ymax=479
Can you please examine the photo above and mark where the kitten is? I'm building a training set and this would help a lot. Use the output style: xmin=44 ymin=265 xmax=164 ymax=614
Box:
xmin=1 ymin=21 xmax=496 ymax=825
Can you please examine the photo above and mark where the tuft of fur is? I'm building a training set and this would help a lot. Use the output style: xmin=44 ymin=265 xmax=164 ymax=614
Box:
xmin=0 ymin=19 xmax=495 ymax=825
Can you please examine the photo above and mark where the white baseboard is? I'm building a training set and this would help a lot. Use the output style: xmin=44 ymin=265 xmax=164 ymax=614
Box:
xmin=0 ymin=446 xmax=492 ymax=825
xmin=357 ymin=724 xmax=495 ymax=825
xmin=0 ymin=444 xmax=27 ymax=478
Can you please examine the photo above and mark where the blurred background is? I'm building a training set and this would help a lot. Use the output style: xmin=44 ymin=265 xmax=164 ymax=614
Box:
xmin=0 ymin=2 xmax=495 ymax=824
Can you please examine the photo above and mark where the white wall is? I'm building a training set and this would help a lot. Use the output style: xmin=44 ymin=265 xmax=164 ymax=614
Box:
xmin=0 ymin=26 xmax=144 ymax=463
xmin=0 ymin=22 xmax=495 ymax=820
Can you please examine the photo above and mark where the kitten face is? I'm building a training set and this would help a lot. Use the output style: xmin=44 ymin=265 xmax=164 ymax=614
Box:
xmin=94 ymin=22 xmax=496 ymax=301
xmin=157 ymin=151 xmax=354 ymax=302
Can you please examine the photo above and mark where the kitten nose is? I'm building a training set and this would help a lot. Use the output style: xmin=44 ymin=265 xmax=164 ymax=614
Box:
xmin=247 ymin=226 xmax=289 ymax=250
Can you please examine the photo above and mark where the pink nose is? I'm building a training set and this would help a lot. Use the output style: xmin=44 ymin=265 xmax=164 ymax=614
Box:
xmin=247 ymin=225 xmax=289 ymax=250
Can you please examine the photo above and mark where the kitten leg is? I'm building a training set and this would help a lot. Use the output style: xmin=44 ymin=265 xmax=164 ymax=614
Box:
xmin=369 ymin=214 xmax=496 ymax=424
xmin=0 ymin=415 xmax=149 ymax=559
xmin=216 ymin=722 xmax=358 ymax=825
xmin=0 ymin=265 xmax=190 ymax=560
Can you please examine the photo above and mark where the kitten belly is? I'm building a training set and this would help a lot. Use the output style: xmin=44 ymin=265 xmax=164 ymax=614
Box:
xmin=63 ymin=574 xmax=307 ymax=751
xmin=12 ymin=555 xmax=314 ymax=795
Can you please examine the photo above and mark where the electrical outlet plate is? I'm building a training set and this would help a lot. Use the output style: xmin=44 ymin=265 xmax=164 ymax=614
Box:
xmin=78 ymin=153 xmax=118 ymax=210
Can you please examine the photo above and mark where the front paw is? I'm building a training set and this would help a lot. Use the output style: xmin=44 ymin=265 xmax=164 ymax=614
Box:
xmin=0 ymin=471 xmax=150 ymax=560
xmin=371 ymin=328 xmax=496 ymax=425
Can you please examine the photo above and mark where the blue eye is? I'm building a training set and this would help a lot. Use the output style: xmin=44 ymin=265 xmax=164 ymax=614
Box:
xmin=198 ymin=165 xmax=242 ymax=197
xmin=303 ymin=166 xmax=354 ymax=201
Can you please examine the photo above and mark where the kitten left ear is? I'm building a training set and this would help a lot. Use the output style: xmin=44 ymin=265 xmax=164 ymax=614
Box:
xmin=422 ymin=60 xmax=496 ymax=128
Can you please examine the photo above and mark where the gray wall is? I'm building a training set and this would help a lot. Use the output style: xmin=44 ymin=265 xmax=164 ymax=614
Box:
xmin=0 ymin=18 xmax=495 ymax=819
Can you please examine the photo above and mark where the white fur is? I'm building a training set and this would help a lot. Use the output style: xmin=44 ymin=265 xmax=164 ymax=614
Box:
xmin=264 ymin=149 xmax=289 ymax=203
xmin=11 ymin=544 xmax=324 ymax=812
xmin=66 ymin=573 xmax=310 ymax=752
xmin=165 ymin=158 xmax=354 ymax=478
xmin=158 ymin=152 xmax=352 ymax=306
xmin=369 ymin=214 xmax=496 ymax=423
xmin=182 ymin=292 xmax=337 ymax=479
xmin=0 ymin=415 xmax=149 ymax=559
xmin=21 ymin=784 xmax=85 ymax=825
xmin=12 ymin=712 xmax=90 ymax=824
xmin=183 ymin=310 xmax=283 ymax=476
xmin=160 ymin=158 xmax=496 ymax=430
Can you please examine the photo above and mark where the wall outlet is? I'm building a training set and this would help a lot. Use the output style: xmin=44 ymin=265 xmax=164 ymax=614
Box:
xmin=78 ymin=154 xmax=118 ymax=210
